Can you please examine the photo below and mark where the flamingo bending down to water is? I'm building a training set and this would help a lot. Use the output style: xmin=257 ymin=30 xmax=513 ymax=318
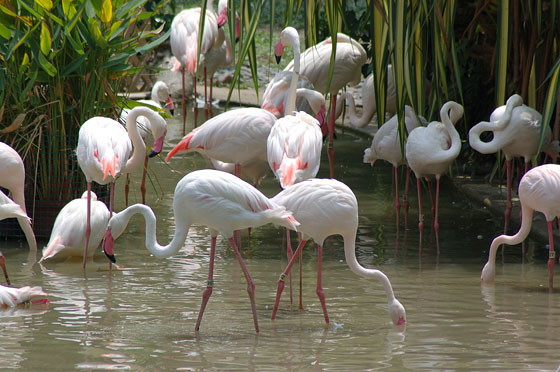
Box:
xmin=364 ymin=105 xmax=426 ymax=228
xmin=120 ymin=81 xmax=173 ymax=205
xmin=170 ymin=0 xmax=227 ymax=132
xmin=270 ymin=178 xmax=406 ymax=326
xmin=101 ymin=169 xmax=299 ymax=332
xmin=77 ymin=106 xmax=167 ymax=269
xmin=481 ymin=164 xmax=560 ymax=289
xmin=469 ymin=94 xmax=560 ymax=235
xmin=284 ymin=33 xmax=367 ymax=178
xmin=405 ymin=101 xmax=463 ymax=249
xmin=0 ymin=142 xmax=37 ymax=251
xmin=40 ymin=191 xmax=110 ymax=263
xmin=340 ymin=66 xmax=397 ymax=128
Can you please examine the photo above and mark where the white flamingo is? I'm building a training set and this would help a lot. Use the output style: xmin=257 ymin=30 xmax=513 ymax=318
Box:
xmin=101 ymin=169 xmax=299 ymax=332
xmin=271 ymin=178 xmax=406 ymax=326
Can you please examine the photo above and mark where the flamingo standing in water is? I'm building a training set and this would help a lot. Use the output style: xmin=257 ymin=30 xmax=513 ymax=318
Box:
xmin=481 ymin=164 xmax=560 ymax=289
xmin=270 ymin=178 xmax=406 ymax=326
xmin=101 ymin=169 xmax=299 ymax=332
xmin=469 ymin=94 xmax=559 ymax=235
xmin=405 ymin=101 xmax=463 ymax=250
xmin=40 ymin=191 xmax=110 ymax=263
xmin=0 ymin=142 xmax=37 ymax=251
xmin=284 ymin=33 xmax=367 ymax=178
xmin=120 ymin=81 xmax=173 ymax=205
xmin=170 ymin=0 xmax=227 ymax=132
xmin=364 ymin=105 xmax=426 ymax=229
xmin=340 ymin=66 xmax=397 ymax=128
xmin=77 ymin=106 xmax=167 ymax=269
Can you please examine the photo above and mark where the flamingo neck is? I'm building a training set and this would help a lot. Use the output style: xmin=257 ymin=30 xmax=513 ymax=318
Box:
xmin=112 ymin=204 xmax=190 ymax=258
xmin=487 ymin=203 xmax=534 ymax=264
xmin=436 ymin=103 xmax=462 ymax=163
xmin=341 ymin=92 xmax=374 ymax=128
xmin=285 ymin=33 xmax=301 ymax=116
xmin=343 ymin=232 xmax=396 ymax=303
xmin=224 ymin=31 xmax=233 ymax=65
xmin=122 ymin=107 xmax=154 ymax=174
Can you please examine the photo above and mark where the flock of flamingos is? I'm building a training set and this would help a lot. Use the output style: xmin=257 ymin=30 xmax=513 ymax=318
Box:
xmin=1 ymin=0 xmax=560 ymax=334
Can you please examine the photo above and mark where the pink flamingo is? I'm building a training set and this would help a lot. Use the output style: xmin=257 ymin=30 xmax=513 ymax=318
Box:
xmin=77 ymin=106 xmax=167 ymax=269
xmin=0 ymin=142 xmax=37 ymax=251
xmin=469 ymin=94 xmax=559 ymax=235
xmin=120 ymin=81 xmax=173 ymax=205
xmin=170 ymin=0 xmax=227 ymax=132
xmin=364 ymin=105 xmax=426 ymax=228
xmin=40 ymin=191 xmax=110 ymax=263
xmin=340 ymin=66 xmax=397 ymax=128
xmin=405 ymin=101 xmax=463 ymax=250
xmin=284 ymin=33 xmax=367 ymax=178
xmin=481 ymin=164 xmax=560 ymax=289
xmin=270 ymin=178 xmax=406 ymax=326
xmin=101 ymin=169 xmax=299 ymax=332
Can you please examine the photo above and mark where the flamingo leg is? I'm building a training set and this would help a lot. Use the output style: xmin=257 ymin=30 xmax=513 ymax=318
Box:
xmin=404 ymin=166 xmax=412 ymax=230
xmin=316 ymin=244 xmax=329 ymax=324
xmin=286 ymin=228 xmax=294 ymax=306
xmin=209 ymin=76 xmax=214 ymax=117
xmin=0 ymin=254 xmax=11 ymax=285
xmin=204 ymin=67 xmax=208 ymax=121
xmin=228 ymin=237 xmax=259 ymax=332
xmin=181 ymin=67 xmax=186 ymax=136
xmin=416 ymin=178 xmax=424 ymax=251
xmin=193 ymin=75 xmax=198 ymax=128
xmin=435 ymin=177 xmax=441 ymax=254
xmin=125 ymin=174 xmax=130 ymax=207
xmin=298 ymin=246 xmax=303 ymax=310
xmin=427 ymin=178 xmax=435 ymax=219
xmin=504 ymin=159 xmax=513 ymax=235
xmin=272 ymin=239 xmax=307 ymax=320
xmin=327 ymin=94 xmax=337 ymax=178
xmin=547 ymin=221 xmax=555 ymax=289
xmin=140 ymin=154 xmax=149 ymax=204
xmin=233 ymin=164 xmax=242 ymax=249
xmin=195 ymin=236 xmax=217 ymax=331
xmin=83 ymin=181 xmax=92 ymax=269
xmin=393 ymin=166 xmax=401 ymax=229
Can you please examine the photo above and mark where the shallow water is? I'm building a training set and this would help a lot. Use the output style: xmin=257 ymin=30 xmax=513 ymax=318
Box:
xmin=1 ymin=105 xmax=560 ymax=371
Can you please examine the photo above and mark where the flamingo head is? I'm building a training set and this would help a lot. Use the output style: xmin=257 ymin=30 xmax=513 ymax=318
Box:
xmin=315 ymin=105 xmax=327 ymax=134
xmin=102 ymin=228 xmax=116 ymax=263
xmin=363 ymin=147 xmax=377 ymax=166
xmin=166 ymin=96 xmax=175 ymax=116
xmin=148 ymin=113 xmax=167 ymax=157
xmin=216 ymin=0 xmax=228 ymax=28
xmin=275 ymin=26 xmax=299 ymax=64
xmin=274 ymin=39 xmax=284 ymax=64
xmin=389 ymin=298 xmax=407 ymax=326
xmin=149 ymin=129 xmax=167 ymax=158
xmin=481 ymin=261 xmax=495 ymax=285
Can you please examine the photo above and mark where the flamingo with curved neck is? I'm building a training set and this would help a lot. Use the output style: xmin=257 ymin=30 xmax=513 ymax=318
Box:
xmin=77 ymin=106 xmax=167 ymax=268
xmin=270 ymin=178 xmax=406 ymax=326
xmin=405 ymin=101 xmax=463 ymax=250
xmin=102 ymin=169 xmax=299 ymax=332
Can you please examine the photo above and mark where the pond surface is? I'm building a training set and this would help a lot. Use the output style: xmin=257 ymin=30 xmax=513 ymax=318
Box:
xmin=1 ymin=105 xmax=560 ymax=371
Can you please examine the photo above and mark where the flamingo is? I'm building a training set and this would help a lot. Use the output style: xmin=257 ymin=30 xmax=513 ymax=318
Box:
xmin=405 ymin=101 xmax=464 ymax=249
xmin=0 ymin=189 xmax=34 ymax=285
xmin=101 ymin=169 xmax=299 ymax=332
xmin=364 ymin=105 xmax=426 ymax=228
xmin=77 ymin=106 xmax=167 ymax=269
xmin=120 ymin=81 xmax=173 ymax=205
xmin=284 ymin=33 xmax=367 ymax=178
xmin=170 ymin=0 xmax=227 ymax=132
xmin=39 ymin=191 xmax=110 ymax=263
xmin=481 ymin=164 xmax=560 ymax=289
xmin=270 ymin=178 xmax=406 ymax=326
xmin=469 ymin=94 xmax=560 ymax=235
xmin=0 ymin=142 xmax=37 ymax=251
xmin=339 ymin=66 xmax=397 ymax=128
xmin=0 ymin=284 xmax=48 ymax=308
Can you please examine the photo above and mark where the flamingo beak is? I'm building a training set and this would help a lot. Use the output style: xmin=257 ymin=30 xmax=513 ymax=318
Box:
xmin=0 ymin=255 xmax=10 ymax=286
xmin=149 ymin=133 xmax=166 ymax=158
xmin=102 ymin=228 xmax=116 ymax=264
xmin=274 ymin=40 xmax=284 ymax=64
xmin=216 ymin=8 xmax=227 ymax=28
xmin=397 ymin=317 xmax=406 ymax=326
xmin=166 ymin=96 xmax=175 ymax=116
xmin=235 ymin=13 xmax=240 ymax=43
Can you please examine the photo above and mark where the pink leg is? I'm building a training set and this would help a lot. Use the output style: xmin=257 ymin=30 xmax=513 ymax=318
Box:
xmin=286 ymin=228 xmax=294 ymax=305
xmin=233 ymin=163 xmax=242 ymax=248
xmin=427 ymin=178 xmax=435 ymax=219
xmin=204 ymin=67 xmax=208 ymax=121
xmin=195 ymin=236 xmax=217 ymax=331
xmin=435 ymin=178 xmax=441 ymax=254
xmin=140 ymin=155 xmax=149 ymax=204
xmin=316 ymin=244 xmax=329 ymax=324
xmin=298 ymin=246 xmax=303 ymax=310
xmin=547 ymin=221 xmax=555 ymax=289
xmin=193 ymin=75 xmax=198 ymax=128
xmin=0 ymin=252 xmax=11 ymax=285
xmin=228 ymin=237 xmax=259 ymax=332
xmin=416 ymin=178 xmax=424 ymax=251
xmin=83 ymin=182 xmax=92 ymax=269
xmin=181 ymin=67 xmax=186 ymax=136
xmin=327 ymin=95 xmax=337 ymax=179
xmin=272 ymin=239 xmax=307 ymax=320
xmin=393 ymin=166 xmax=401 ymax=228
xmin=209 ymin=76 xmax=214 ymax=117
xmin=125 ymin=174 xmax=130 ymax=207
xmin=404 ymin=167 xmax=411 ymax=230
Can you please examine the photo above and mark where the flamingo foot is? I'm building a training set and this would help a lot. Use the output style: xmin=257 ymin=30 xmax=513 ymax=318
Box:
xmin=316 ymin=287 xmax=329 ymax=324
xmin=195 ymin=285 xmax=213 ymax=331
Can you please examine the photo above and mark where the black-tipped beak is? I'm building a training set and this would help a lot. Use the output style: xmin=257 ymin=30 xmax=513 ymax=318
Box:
xmin=275 ymin=55 xmax=281 ymax=64
xmin=149 ymin=150 xmax=160 ymax=158
xmin=105 ymin=251 xmax=116 ymax=263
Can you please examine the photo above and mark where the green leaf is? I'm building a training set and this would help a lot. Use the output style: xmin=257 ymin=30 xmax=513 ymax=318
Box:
xmin=40 ymin=21 xmax=52 ymax=55
xmin=89 ymin=18 xmax=108 ymax=48
xmin=100 ymin=0 xmax=112 ymax=23
xmin=35 ymin=0 xmax=53 ymax=11
xmin=0 ymin=22 xmax=11 ymax=40
xmin=38 ymin=51 xmax=57 ymax=76
xmin=134 ymin=28 xmax=170 ymax=54
xmin=61 ymin=53 xmax=88 ymax=76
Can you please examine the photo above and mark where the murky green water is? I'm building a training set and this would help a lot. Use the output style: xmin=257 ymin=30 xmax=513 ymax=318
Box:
xmin=1 ymin=105 xmax=560 ymax=371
